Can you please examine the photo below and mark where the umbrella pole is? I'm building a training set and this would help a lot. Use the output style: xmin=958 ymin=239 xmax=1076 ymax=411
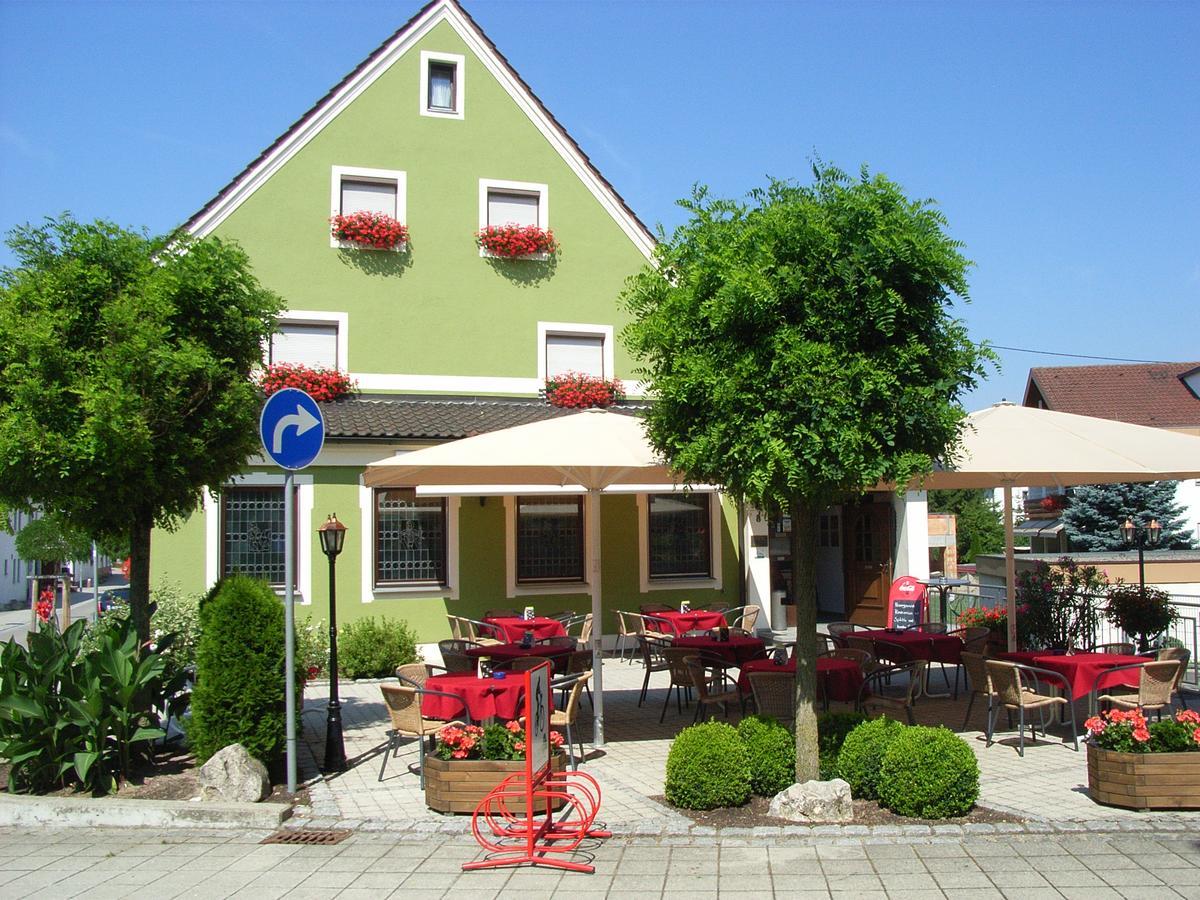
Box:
xmin=1004 ymin=483 xmax=1017 ymax=652
xmin=589 ymin=488 xmax=605 ymax=747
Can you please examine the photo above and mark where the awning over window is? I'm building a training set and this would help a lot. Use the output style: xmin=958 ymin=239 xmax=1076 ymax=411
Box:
xmin=1013 ymin=517 xmax=1065 ymax=537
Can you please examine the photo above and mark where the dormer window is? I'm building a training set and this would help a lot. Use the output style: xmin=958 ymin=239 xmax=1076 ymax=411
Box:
xmin=420 ymin=51 xmax=464 ymax=120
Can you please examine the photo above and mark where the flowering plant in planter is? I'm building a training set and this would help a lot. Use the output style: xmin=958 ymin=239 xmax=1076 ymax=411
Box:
xmin=544 ymin=372 xmax=625 ymax=409
xmin=476 ymin=223 xmax=558 ymax=258
xmin=1085 ymin=708 xmax=1200 ymax=753
xmin=1104 ymin=581 xmax=1178 ymax=652
xmin=435 ymin=720 xmax=564 ymax=761
xmin=330 ymin=210 xmax=408 ymax=250
xmin=956 ymin=605 xmax=1007 ymax=634
xmin=258 ymin=363 xmax=356 ymax=402
xmin=35 ymin=588 xmax=54 ymax=623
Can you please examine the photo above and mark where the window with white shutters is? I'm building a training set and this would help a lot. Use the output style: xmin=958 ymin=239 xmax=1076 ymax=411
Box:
xmin=545 ymin=334 xmax=604 ymax=378
xmin=270 ymin=323 xmax=338 ymax=369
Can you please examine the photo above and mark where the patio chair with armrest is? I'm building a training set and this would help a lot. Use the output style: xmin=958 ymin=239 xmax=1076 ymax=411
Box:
xmin=638 ymin=633 xmax=672 ymax=707
xmin=446 ymin=615 xmax=464 ymax=641
xmin=395 ymin=662 xmax=441 ymax=688
xmin=1094 ymin=660 xmax=1181 ymax=718
xmin=562 ymin=648 xmax=594 ymax=709
xmin=640 ymin=613 xmax=676 ymax=636
xmin=546 ymin=672 xmax=591 ymax=769
xmin=438 ymin=639 xmax=481 ymax=674
xmin=827 ymin=622 xmax=865 ymax=648
xmin=1092 ymin=642 xmax=1136 ymax=656
xmin=748 ymin=671 xmax=796 ymax=723
xmin=684 ymin=655 xmax=741 ymax=722
xmin=614 ymin=610 xmax=642 ymax=662
xmin=985 ymin=660 xmax=1078 ymax=757
xmin=946 ymin=626 xmax=990 ymax=654
xmin=724 ymin=605 xmax=760 ymax=632
xmin=548 ymin=610 xmax=578 ymax=624
xmin=563 ymin=612 xmax=593 ymax=645
xmin=378 ymin=683 xmax=465 ymax=785
xmin=460 ymin=617 xmax=503 ymax=645
xmin=661 ymin=647 xmax=697 ymax=722
xmin=820 ymin=648 xmax=873 ymax=670
xmin=503 ymin=655 xmax=554 ymax=673
xmin=959 ymin=651 xmax=995 ymax=730
xmin=1158 ymin=646 xmax=1192 ymax=709
xmin=856 ymin=661 xmax=926 ymax=725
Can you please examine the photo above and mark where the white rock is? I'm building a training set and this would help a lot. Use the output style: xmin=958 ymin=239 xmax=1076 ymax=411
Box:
xmin=768 ymin=779 xmax=854 ymax=823
xmin=197 ymin=744 xmax=270 ymax=803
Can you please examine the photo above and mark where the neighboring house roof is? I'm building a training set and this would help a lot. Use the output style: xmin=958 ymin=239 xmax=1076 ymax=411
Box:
xmin=1023 ymin=362 xmax=1200 ymax=429
xmin=181 ymin=0 xmax=655 ymax=258
xmin=322 ymin=396 xmax=641 ymax=440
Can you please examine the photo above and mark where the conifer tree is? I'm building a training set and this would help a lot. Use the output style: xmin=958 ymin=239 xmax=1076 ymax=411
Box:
xmin=1063 ymin=481 xmax=1195 ymax=550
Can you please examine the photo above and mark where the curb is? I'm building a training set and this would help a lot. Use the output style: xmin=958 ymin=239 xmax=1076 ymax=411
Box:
xmin=0 ymin=793 xmax=291 ymax=831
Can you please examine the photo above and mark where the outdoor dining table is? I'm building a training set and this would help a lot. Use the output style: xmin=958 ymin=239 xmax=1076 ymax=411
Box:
xmin=737 ymin=656 xmax=863 ymax=702
xmin=854 ymin=628 xmax=964 ymax=698
xmin=995 ymin=651 xmax=1144 ymax=701
xmin=484 ymin=615 xmax=566 ymax=643
xmin=464 ymin=640 xmax=574 ymax=672
xmin=672 ymin=632 xmax=767 ymax=666
xmin=421 ymin=672 xmax=552 ymax=724
xmin=644 ymin=609 xmax=727 ymax=635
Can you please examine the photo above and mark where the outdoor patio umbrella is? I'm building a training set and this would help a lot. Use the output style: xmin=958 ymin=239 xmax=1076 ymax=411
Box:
xmin=915 ymin=402 xmax=1200 ymax=649
xmin=363 ymin=408 xmax=684 ymax=745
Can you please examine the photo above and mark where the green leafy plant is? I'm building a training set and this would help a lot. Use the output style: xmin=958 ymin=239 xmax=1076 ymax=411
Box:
xmin=664 ymin=720 xmax=751 ymax=810
xmin=817 ymin=711 xmax=866 ymax=780
xmin=1016 ymin=557 xmax=1109 ymax=650
xmin=836 ymin=717 xmax=904 ymax=800
xmin=337 ymin=617 xmax=418 ymax=680
xmin=189 ymin=576 xmax=286 ymax=766
xmin=1104 ymin=582 xmax=1178 ymax=652
xmin=737 ymin=715 xmax=795 ymax=796
xmin=1085 ymin=708 xmax=1200 ymax=753
xmin=295 ymin=616 xmax=331 ymax=683
xmin=877 ymin=726 xmax=979 ymax=818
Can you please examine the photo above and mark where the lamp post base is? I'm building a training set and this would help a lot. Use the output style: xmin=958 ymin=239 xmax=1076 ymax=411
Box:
xmin=323 ymin=702 xmax=347 ymax=773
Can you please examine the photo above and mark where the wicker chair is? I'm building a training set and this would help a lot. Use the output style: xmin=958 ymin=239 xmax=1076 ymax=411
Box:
xmin=1093 ymin=642 xmax=1136 ymax=656
xmin=505 ymin=655 xmax=553 ymax=673
xmin=446 ymin=615 xmax=464 ymax=641
xmin=460 ymin=617 xmax=503 ymax=645
xmin=724 ymin=605 xmax=760 ymax=632
xmin=660 ymin=647 xmax=697 ymax=722
xmin=564 ymin=612 xmax=593 ymax=645
xmin=378 ymin=683 xmax=464 ymax=785
xmin=683 ymin=655 xmax=741 ymax=722
xmin=395 ymin=662 xmax=437 ymax=688
xmin=985 ymin=660 xmax=1077 ymax=757
xmin=820 ymin=648 xmax=873 ymax=670
xmin=549 ymin=672 xmax=591 ymax=769
xmin=910 ymin=622 xmax=949 ymax=634
xmin=959 ymin=651 xmax=994 ymax=730
xmin=1158 ymin=646 xmax=1192 ymax=709
xmin=1095 ymin=660 xmax=1181 ymax=717
xmin=438 ymin=639 xmax=479 ymax=674
xmin=827 ymin=622 xmax=863 ymax=648
xmin=562 ymin=648 xmax=594 ymax=708
xmin=614 ymin=610 xmax=643 ymax=662
xmin=484 ymin=608 xmax=520 ymax=619
xmin=856 ymin=661 xmax=926 ymax=725
xmin=748 ymin=671 xmax=796 ymax=723
xmin=638 ymin=634 xmax=672 ymax=707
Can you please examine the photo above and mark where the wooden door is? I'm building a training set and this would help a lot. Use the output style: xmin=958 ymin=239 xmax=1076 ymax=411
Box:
xmin=843 ymin=501 xmax=894 ymax=627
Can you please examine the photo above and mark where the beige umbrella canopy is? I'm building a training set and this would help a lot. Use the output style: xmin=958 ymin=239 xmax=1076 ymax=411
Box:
xmin=365 ymin=408 xmax=684 ymax=745
xmin=917 ymin=402 xmax=1200 ymax=649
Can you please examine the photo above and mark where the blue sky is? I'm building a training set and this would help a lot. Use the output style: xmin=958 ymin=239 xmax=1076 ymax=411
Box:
xmin=2 ymin=0 xmax=1197 ymax=408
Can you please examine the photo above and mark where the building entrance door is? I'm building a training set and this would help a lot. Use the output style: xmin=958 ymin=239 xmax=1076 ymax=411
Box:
xmin=843 ymin=500 xmax=893 ymax=627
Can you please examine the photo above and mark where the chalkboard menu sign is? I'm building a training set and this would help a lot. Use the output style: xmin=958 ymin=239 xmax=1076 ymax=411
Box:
xmin=890 ymin=599 xmax=921 ymax=631
xmin=886 ymin=575 xmax=928 ymax=629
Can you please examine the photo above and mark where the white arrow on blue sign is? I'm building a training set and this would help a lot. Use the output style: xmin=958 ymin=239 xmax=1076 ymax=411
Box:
xmin=259 ymin=388 xmax=325 ymax=471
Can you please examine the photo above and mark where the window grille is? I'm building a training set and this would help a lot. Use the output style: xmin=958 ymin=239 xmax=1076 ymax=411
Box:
xmin=221 ymin=486 xmax=293 ymax=586
xmin=517 ymin=496 xmax=583 ymax=582
xmin=648 ymin=493 xmax=711 ymax=578
xmin=375 ymin=490 xmax=446 ymax=586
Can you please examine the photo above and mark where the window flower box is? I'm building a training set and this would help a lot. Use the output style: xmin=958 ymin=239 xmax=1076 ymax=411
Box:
xmin=544 ymin=372 xmax=625 ymax=409
xmin=258 ymin=363 xmax=355 ymax=402
xmin=330 ymin=210 xmax=408 ymax=250
xmin=476 ymin=223 xmax=558 ymax=259
xmin=1085 ymin=709 xmax=1200 ymax=810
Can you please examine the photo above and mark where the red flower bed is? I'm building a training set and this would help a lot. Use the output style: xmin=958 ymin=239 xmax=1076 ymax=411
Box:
xmin=330 ymin=211 xmax=408 ymax=250
xmin=544 ymin=372 xmax=625 ymax=409
xmin=476 ymin=224 xmax=558 ymax=258
xmin=258 ymin=363 xmax=356 ymax=402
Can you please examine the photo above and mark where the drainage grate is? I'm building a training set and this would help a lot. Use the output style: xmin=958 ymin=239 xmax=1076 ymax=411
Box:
xmin=261 ymin=828 xmax=352 ymax=846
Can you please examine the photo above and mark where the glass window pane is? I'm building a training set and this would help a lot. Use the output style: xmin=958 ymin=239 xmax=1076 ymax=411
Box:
xmin=648 ymin=493 xmax=710 ymax=578
xmin=487 ymin=191 xmax=539 ymax=227
xmin=517 ymin=496 xmax=583 ymax=582
xmin=222 ymin=487 xmax=290 ymax=585
xmin=428 ymin=62 xmax=455 ymax=110
xmin=375 ymin=490 xmax=446 ymax=585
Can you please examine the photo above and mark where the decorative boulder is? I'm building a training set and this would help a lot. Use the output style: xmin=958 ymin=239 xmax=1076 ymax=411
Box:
xmin=198 ymin=743 xmax=270 ymax=803
xmin=768 ymin=778 xmax=854 ymax=823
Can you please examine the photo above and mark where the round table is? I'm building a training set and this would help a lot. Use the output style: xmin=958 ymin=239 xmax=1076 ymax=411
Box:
xmin=737 ymin=656 xmax=864 ymax=702
xmin=484 ymin=616 xmax=566 ymax=643
xmin=996 ymin=651 xmax=1145 ymax=700
xmin=465 ymin=641 xmax=574 ymax=672
xmin=672 ymin=633 xmax=766 ymax=665
xmin=644 ymin=609 xmax=727 ymax=635
xmin=421 ymin=672 xmax=551 ymax=723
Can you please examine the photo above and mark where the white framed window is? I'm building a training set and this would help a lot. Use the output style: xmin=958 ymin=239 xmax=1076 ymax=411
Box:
xmin=269 ymin=311 xmax=348 ymax=371
xmin=419 ymin=51 xmax=465 ymax=120
xmin=637 ymin=491 xmax=724 ymax=593
xmin=359 ymin=483 xmax=459 ymax=602
xmin=329 ymin=165 xmax=407 ymax=250
xmin=478 ymin=178 xmax=549 ymax=257
xmin=503 ymin=494 xmax=593 ymax=598
xmin=537 ymin=322 xmax=613 ymax=382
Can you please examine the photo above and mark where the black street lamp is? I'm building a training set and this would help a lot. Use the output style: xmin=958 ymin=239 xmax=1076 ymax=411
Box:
xmin=1119 ymin=515 xmax=1162 ymax=603
xmin=318 ymin=513 xmax=348 ymax=773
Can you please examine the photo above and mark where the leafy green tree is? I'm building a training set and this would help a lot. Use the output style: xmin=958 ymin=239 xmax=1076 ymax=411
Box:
xmin=14 ymin=514 xmax=93 ymax=567
xmin=622 ymin=165 xmax=991 ymax=779
xmin=928 ymin=489 xmax=1005 ymax=562
xmin=0 ymin=216 xmax=283 ymax=643
xmin=1063 ymin=481 xmax=1195 ymax=551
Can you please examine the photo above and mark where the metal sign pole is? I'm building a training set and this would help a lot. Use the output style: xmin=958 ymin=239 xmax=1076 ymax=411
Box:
xmin=284 ymin=470 xmax=297 ymax=795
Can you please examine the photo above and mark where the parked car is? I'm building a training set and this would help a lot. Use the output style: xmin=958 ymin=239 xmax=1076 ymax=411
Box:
xmin=98 ymin=587 xmax=130 ymax=615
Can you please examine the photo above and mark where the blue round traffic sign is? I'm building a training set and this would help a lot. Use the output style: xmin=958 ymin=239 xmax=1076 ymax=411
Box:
xmin=259 ymin=389 xmax=325 ymax=470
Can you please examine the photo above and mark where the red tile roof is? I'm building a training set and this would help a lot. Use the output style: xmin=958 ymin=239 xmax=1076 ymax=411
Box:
xmin=1023 ymin=362 xmax=1200 ymax=428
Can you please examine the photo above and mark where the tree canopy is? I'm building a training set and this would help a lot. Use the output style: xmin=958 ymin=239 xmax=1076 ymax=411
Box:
xmin=0 ymin=216 xmax=284 ymax=640
xmin=928 ymin=489 xmax=1005 ymax=563
xmin=622 ymin=165 xmax=992 ymax=778
xmin=1063 ymin=481 xmax=1196 ymax=551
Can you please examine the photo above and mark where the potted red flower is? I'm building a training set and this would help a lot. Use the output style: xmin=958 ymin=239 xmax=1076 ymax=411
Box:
xmin=544 ymin=372 xmax=625 ymax=409
xmin=258 ymin=363 xmax=356 ymax=402
xmin=1085 ymin=708 xmax=1200 ymax=810
xmin=476 ymin=223 xmax=558 ymax=259
xmin=330 ymin=210 xmax=408 ymax=250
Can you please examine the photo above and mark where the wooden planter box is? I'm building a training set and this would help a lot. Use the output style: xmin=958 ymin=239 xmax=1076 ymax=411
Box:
xmin=1087 ymin=743 xmax=1200 ymax=810
xmin=424 ymin=753 xmax=568 ymax=815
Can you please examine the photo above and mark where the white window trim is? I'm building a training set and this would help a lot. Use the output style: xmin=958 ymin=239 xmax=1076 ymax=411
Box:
xmin=478 ymin=178 xmax=549 ymax=259
xmin=636 ymin=491 xmax=724 ymax=593
xmin=203 ymin=473 xmax=315 ymax=603
xmin=504 ymin=494 xmax=593 ymax=598
xmin=419 ymin=50 xmax=465 ymax=120
xmin=537 ymin=321 xmax=614 ymax=382
xmin=358 ymin=483 xmax=460 ymax=602
xmin=329 ymin=165 xmax=408 ymax=251
xmin=269 ymin=310 xmax=349 ymax=372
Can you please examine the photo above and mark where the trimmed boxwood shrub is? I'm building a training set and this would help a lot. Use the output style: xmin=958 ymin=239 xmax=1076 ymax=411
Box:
xmin=189 ymin=576 xmax=286 ymax=765
xmin=337 ymin=616 xmax=418 ymax=679
xmin=817 ymin=711 xmax=867 ymax=780
xmin=737 ymin=715 xmax=795 ymax=796
xmin=878 ymin=726 xmax=979 ymax=818
xmin=837 ymin=717 xmax=904 ymax=800
xmin=665 ymin=720 xmax=751 ymax=810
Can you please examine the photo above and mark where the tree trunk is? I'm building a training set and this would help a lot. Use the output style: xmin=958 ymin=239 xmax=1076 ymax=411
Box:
xmin=791 ymin=493 xmax=821 ymax=782
xmin=128 ymin=511 xmax=153 ymax=646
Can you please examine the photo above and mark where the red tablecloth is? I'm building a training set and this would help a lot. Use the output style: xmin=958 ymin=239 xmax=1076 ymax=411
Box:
xmin=644 ymin=609 xmax=727 ymax=635
xmin=995 ymin=651 xmax=1144 ymax=700
xmin=484 ymin=616 xmax=566 ymax=643
xmin=672 ymin=633 xmax=766 ymax=665
xmin=421 ymin=672 xmax=552 ymax=722
xmin=857 ymin=629 xmax=963 ymax=664
xmin=738 ymin=656 xmax=863 ymax=701
xmin=465 ymin=641 xmax=574 ymax=670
